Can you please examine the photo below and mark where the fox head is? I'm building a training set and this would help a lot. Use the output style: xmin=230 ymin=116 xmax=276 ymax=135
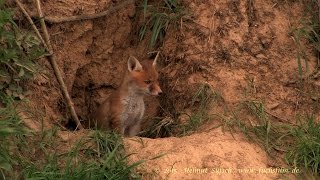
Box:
xmin=127 ymin=55 xmax=162 ymax=96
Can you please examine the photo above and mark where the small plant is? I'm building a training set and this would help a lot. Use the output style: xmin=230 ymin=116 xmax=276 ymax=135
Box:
xmin=0 ymin=1 xmax=45 ymax=101
xmin=286 ymin=114 xmax=320 ymax=176
xmin=180 ymin=83 xmax=216 ymax=135
xmin=139 ymin=0 xmax=186 ymax=47
xmin=293 ymin=0 xmax=320 ymax=80
xmin=0 ymin=94 xmax=26 ymax=178
xmin=239 ymin=100 xmax=293 ymax=153
xmin=90 ymin=131 xmax=144 ymax=179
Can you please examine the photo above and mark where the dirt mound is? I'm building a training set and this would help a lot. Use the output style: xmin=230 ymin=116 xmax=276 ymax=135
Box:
xmin=18 ymin=0 xmax=319 ymax=179
xmin=126 ymin=128 xmax=278 ymax=179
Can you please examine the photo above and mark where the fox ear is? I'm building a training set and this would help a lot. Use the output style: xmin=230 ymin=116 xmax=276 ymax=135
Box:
xmin=152 ymin=51 xmax=160 ymax=67
xmin=128 ymin=56 xmax=143 ymax=72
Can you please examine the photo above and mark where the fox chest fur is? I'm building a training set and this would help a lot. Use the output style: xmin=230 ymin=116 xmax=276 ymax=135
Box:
xmin=120 ymin=91 xmax=145 ymax=128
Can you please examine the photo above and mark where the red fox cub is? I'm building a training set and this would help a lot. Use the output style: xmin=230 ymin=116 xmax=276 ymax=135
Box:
xmin=92 ymin=55 xmax=162 ymax=136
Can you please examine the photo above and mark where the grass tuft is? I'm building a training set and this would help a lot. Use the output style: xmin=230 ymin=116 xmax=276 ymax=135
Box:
xmin=0 ymin=94 xmax=27 ymax=178
xmin=293 ymin=0 xmax=320 ymax=80
xmin=220 ymin=97 xmax=320 ymax=176
xmin=139 ymin=0 xmax=187 ymax=47
xmin=19 ymin=130 xmax=143 ymax=179
xmin=285 ymin=114 xmax=320 ymax=175
xmin=180 ymin=83 xmax=216 ymax=135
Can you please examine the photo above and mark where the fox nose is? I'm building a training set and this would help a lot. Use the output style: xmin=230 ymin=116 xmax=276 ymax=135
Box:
xmin=150 ymin=85 xmax=162 ymax=96
xmin=152 ymin=89 xmax=162 ymax=96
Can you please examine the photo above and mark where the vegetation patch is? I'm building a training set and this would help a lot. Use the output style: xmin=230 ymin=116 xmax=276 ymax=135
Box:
xmin=141 ymin=83 xmax=219 ymax=138
xmin=19 ymin=130 xmax=142 ymax=179
xmin=0 ymin=1 xmax=44 ymax=101
xmin=286 ymin=115 xmax=320 ymax=176
xmin=0 ymin=95 xmax=26 ymax=178
xmin=139 ymin=0 xmax=187 ymax=47
xmin=216 ymin=80 xmax=320 ymax=177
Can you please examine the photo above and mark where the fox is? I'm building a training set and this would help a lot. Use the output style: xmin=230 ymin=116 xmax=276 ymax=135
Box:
xmin=91 ymin=54 xmax=162 ymax=137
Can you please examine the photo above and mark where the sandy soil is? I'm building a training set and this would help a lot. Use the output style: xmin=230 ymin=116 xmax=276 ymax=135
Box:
xmin=125 ymin=127 xmax=281 ymax=180
xmin=15 ymin=0 xmax=320 ymax=179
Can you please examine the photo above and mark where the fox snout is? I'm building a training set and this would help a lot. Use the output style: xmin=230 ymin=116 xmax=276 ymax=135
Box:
xmin=149 ymin=84 xmax=162 ymax=96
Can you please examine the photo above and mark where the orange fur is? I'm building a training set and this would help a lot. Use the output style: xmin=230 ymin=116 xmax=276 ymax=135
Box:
xmin=91 ymin=56 xmax=162 ymax=136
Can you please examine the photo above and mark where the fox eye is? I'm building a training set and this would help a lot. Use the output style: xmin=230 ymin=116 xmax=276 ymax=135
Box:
xmin=144 ymin=80 xmax=151 ymax=84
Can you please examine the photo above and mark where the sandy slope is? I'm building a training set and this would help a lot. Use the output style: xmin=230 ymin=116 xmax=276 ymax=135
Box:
xmin=125 ymin=128 xmax=283 ymax=179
